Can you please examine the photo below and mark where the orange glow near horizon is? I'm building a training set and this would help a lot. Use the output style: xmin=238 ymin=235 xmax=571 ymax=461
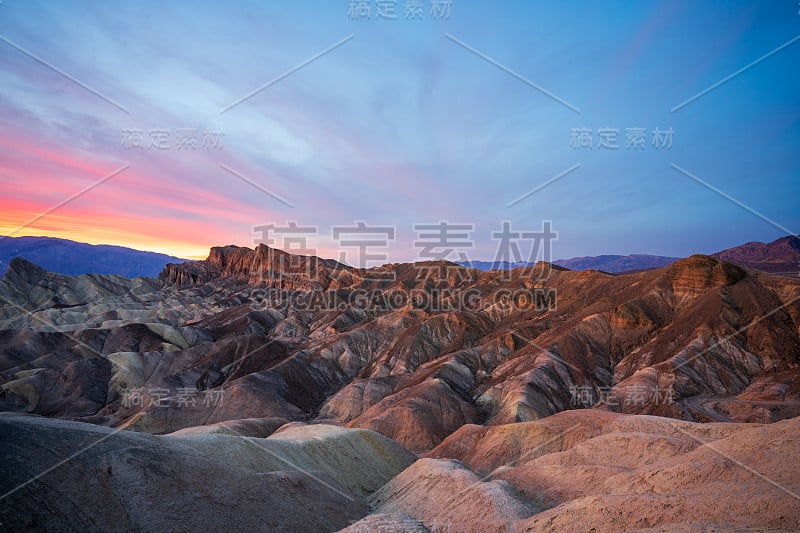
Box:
xmin=1 ymin=222 xmax=346 ymax=262
xmin=2 ymin=133 xmax=381 ymax=265
xmin=0 ymin=197 xmax=252 ymax=261
xmin=0 ymin=135 xmax=283 ymax=261
xmin=0 ymin=202 xmax=341 ymax=262
xmin=0 ymin=223 xmax=217 ymax=260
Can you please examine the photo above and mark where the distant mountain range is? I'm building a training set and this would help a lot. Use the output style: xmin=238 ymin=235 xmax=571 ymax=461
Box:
xmin=460 ymin=255 xmax=679 ymax=274
xmin=1 ymin=235 xmax=796 ymax=279
xmin=0 ymin=236 xmax=186 ymax=278
xmin=712 ymin=235 xmax=800 ymax=276
xmin=461 ymin=235 xmax=799 ymax=276
xmin=554 ymin=254 xmax=679 ymax=273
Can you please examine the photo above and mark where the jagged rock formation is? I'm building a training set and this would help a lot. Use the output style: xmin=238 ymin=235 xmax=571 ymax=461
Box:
xmin=0 ymin=257 xmax=161 ymax=318
xmin=1 ymin=243 xmax=799 ymax=530
xmin=2 ymin=246 xmax=800 ymax=448
xmin=160 ymin=244 xmax=352 ymax=290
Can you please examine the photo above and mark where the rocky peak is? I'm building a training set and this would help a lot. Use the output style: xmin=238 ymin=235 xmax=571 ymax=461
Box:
xmin=666 ymin=254 xmax=747 ymax=297
xmin=160 ymin=244 xmax=355 ymax=289
xmin=4 ymin=256 xmax=48 ymax=283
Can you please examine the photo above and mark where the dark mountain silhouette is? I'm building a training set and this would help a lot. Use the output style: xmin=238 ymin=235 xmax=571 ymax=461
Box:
xmin=0 ymin=236 xmax=186 ymax=278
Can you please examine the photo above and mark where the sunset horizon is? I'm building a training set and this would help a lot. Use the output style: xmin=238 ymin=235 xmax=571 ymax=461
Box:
xmin=2 ymin=1 xmax=797 ymax=266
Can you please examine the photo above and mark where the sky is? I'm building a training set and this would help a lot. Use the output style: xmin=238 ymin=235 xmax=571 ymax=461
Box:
xmin=0 ymin=0 xmax=798 ymax=263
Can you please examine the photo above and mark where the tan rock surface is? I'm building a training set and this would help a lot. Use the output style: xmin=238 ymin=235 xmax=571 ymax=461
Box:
xmin=0 ymin=413 xmax=415 ymax=532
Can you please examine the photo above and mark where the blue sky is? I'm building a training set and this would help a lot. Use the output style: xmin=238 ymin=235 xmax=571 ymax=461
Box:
xmin=0 ymin=0 xmax=798 ymax=262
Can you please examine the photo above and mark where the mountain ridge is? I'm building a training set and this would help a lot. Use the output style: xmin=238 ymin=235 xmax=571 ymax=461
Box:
xmin=712 ymin=235 xmax=800 ymax=275
xmin=3 ymin=243 xmax=798 ymax=437
xmin=0 ymin=236 xmax=186 ymax=278
xmin=2 ymin=234 xmax=796 ymax=279
xmin=2 ymin=239 xmax=800 ymax=531
xmin=459 ymin=235 xmax=799 ymax=276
